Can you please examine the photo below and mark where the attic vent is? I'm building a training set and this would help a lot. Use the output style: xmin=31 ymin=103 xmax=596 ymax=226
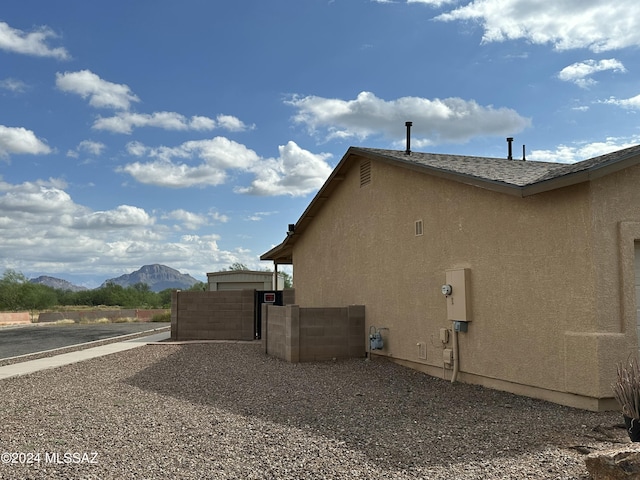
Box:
xmin=415 ymin=220 xmax=424 ymax=236
xmin=360 ymin=160 xmax=371 ymax=187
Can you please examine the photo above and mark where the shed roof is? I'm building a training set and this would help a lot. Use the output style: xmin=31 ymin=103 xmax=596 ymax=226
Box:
xmin=261 ymin=144 xmax=640 ymax=264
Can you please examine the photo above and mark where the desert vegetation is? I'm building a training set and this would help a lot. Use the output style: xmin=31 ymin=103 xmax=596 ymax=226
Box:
xmin=0 ymin=269 xmax=205 ymax=311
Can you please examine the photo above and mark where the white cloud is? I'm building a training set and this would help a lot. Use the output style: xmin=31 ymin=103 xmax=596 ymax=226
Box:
xmin=603 ymin=94 xmax=640 ymax=110
xmin=287 ymin=91 xmax=530 ymax=145
xmin=0 ymin=78 xmax=27 ymax=93
xmin=529 ymin=136 xmax=640 ymax=163
xmin=216 ymin=114 xmax=254 ymax=132
xmin=407 ymin=0 xmax=455 ymax=5
xmin=246 ymin=211 xmax=278 ymax=222
xmin=120 ymin=137 xmax=260 ymax=187
xmin=190 ymin=116 xmax=217 ymax=130
xmin=0 ymin=125 xmax=51 ymax=159
xmin=163 ymin=209 xmax=203 ymax=228
xmin=67 ymin=140 xmax=106 ymax=158
xmin=93 ymin=111 xmax=250 ymax=134
xmin=119 ymin=158 xmax=229 ymax=188
xmin=236 ymin=141 xmax=333 ymax=197
xmin=0 ymin=179 xmax=76 ymax=214
xmin=436 ymin=0 xmax=640 ymax=52
xmin=56 ymin=70 xmax=140 ymax=110
xmin=121 ymin=137 xmax=331 ymax=196
xmin=118 ymin=137 xmax=259 ymax=188
xmin=558 ymin=59 xmax=626 ymax=88
xmin=0 ymin=21 xmax=70 ymax=59
xmin=72 ymin=205 xmax=154 ymax=230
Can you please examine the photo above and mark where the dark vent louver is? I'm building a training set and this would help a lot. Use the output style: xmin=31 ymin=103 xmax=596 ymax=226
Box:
xmin=360 ymin=161 xmax=371 ymax=187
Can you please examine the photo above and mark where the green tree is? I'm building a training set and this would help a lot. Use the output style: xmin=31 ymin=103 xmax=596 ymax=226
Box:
xmin=0 ymin=270 xmax=60 ymax=311
xmin=188 ymin=282 xmax=207 ymax=292
xmin=0 ymin=269 xmax=27 ymax=310
xmin=279 ymin=271 xmax=293 ymax=288
xmin=226 ymin=262 xmax=249 ymax=271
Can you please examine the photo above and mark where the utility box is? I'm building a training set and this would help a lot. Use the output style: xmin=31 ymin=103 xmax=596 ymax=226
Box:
xmin=443 ymin=348 xmax=453 ymax=366
xmin=445 ymin=268 xmax=470 ymax=321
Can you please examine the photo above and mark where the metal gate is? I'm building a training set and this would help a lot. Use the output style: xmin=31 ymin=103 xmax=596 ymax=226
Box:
xmin=254 ymin=290 xmax=283 ymax=339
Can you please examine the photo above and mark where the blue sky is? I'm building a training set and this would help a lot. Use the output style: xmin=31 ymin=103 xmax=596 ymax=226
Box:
xmin=2 ymin=0 xmax=640 ymax=287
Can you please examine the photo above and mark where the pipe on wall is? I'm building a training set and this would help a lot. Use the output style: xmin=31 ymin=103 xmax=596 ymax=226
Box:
xmin=451 ymin=327 xmax=460 ymax=383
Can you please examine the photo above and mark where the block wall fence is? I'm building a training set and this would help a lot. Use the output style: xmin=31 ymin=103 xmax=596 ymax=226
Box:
xmin=171 ymin=289 xmax=255 ymax=341
xmin=262 ymin=304 xmax=366 ymax=362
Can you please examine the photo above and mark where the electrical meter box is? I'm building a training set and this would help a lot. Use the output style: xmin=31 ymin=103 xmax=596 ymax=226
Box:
xmin=445 ymin=268 xmax=470 ymax=321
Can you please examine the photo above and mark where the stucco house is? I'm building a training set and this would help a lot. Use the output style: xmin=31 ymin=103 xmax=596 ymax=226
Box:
xmin=261 ymin=142 xmax=640 ymax=411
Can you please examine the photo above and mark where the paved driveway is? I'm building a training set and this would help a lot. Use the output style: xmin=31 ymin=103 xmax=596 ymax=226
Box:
xmin=0 ymin=322 xmax=170 ymax=359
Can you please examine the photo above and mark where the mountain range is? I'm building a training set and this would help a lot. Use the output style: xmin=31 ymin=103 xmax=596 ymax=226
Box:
xmin=29 ymin=276 xmax=88 ymax=292
xmin=30 ymin=264 xmax=201 ymax=293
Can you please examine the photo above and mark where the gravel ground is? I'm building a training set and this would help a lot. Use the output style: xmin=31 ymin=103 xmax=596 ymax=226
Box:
xmin=0 ymin=342 xmax=630 ymax=479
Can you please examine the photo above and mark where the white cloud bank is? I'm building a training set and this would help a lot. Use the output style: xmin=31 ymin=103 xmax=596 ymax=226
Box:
xmin=0 ymin=178 xmax=248 ymax=282
xmin=287 ymin=91 xmax=530 ymax=146
xmin=120 ymin=137 xmax=333 ymax=196
xmin=0 ymin=21 xmax=70 ymax=59
xmin=436 ymin=0 xmax=640 ymax=52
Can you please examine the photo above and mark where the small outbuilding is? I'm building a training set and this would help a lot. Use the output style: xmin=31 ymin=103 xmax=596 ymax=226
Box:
xmin=207 ymin=270 xmax=284 ymax=292
xmin=262 ymin=143 xmax=640 ymax=411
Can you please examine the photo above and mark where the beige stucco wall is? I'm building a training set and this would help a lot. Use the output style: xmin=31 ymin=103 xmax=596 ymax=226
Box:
xmin=292 ymin=155 xmax=640 ymax=410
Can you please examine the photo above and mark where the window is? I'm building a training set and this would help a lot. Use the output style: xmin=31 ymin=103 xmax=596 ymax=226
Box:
xmin=415 ymin=220 xmax=424 ymax=236
xmin=360 ymin=160 xmax=371 ymax=187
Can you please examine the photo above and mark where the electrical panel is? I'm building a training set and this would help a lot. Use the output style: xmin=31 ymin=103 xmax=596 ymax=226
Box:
xmin=445 ymin=268 xmax=470 ymax=321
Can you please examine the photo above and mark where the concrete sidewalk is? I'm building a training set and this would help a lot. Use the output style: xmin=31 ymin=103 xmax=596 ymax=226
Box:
xmin=0 ymin=331 xmax=170 ymax=380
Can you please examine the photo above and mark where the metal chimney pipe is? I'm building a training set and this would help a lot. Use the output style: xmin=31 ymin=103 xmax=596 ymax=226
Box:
xmin=522 ymin=145 xmax=526 ymax=161
xmin=507 ymin=137 xmax=514 ymax=160
xmin=405 ymin=121 xmax=412 ymax=155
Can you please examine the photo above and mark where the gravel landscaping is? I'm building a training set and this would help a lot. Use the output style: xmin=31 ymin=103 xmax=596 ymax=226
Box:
xmin=0 ymin=342 xmax=630 ymax=479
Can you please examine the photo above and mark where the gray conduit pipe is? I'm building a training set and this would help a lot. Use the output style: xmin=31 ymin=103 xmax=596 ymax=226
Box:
xmin=451 ymin=327 xmax=460 ymax=383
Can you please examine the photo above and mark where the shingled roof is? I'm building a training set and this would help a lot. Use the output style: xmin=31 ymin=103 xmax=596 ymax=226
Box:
xmin=261 ymin=143 xmax=640 ymax=263
xmin=358 ymin=143 xmax=640 ymax=195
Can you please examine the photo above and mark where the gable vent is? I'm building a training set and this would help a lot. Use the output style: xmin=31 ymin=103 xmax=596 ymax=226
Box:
xmin=415 ymin=220 xmax=424 ymax=236
xmin=360 ymin=160 xmax=371 ymax=187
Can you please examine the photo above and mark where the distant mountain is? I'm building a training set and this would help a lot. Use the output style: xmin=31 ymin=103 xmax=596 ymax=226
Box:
xmin=100 ymin=264 xmax=200 ymax=292
xmin=29 ymin=276 xmax=88 ymax=292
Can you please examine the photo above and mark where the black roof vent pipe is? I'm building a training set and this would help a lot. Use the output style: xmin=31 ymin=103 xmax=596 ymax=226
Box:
xmin=522 ymin=145 xmax=526 ymax=161
xmin=506 ymin=137 xmax=514 ymax=160
xmin=405 ymin=121 xmax=412 ymax=155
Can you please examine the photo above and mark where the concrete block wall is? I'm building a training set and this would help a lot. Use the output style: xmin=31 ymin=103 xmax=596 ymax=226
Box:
xmin=171 ymin=289 xmax=255 ymax=341
xmin=0 ymin=311 xmax=31 ymax=325
xmin=282 ymin=288 xmax=296 ymax=306
xmin=263 ymin=304 xmax=365 ymax=362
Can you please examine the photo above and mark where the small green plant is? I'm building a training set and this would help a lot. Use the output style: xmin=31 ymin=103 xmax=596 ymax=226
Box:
xmin=151 ymin=312 xmax=171 ymax=322
xmin=612 ymin=356 xmax=640 ymax=419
